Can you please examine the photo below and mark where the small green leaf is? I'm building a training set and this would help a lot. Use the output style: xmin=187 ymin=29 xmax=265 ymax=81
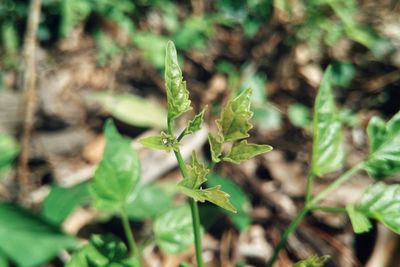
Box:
xmin=126 ymin=183 xmax=173 ymax=220
xmin=223 ymin=140 xmax=272 ymax=164
xmin=179 ymin=185 xmax=237 ymax=213
xmin=311 ymin=65 xmax=344 ymax=176
xmin=154 ymin=205 xmax=195 ymax=254
xmin=346 ymin=204 xmax=372 ymax=234
xmin=179 ymin=152 xmax=209 ymax=189
xmin=364 ymin=111 xmax=400 ymax=178
xmin=139 ymin=132 xmax=178 ymax=152
xmin=294 ymin=255 xmax=330 ymax=267
xmin=90 ymin=119 xmax=140 ymax=211
xmin=42 ymin=183 xmax=89 ymax=225
xmin=67 ymin=235 xmax=138 ymax=267
xmin=288 ymin=103 xmax=311 ymax=128
xmin=183 ymin=106 xmax=207 ymax=136
xmin=217 ymin=88 xmax=253 ymax=142
xmin=355 ymin=183 xmax=400 ymax=234
xmin=0 ymin=203 xmax=77 ymax=267
xmin=208 ymin=133 xmax=223 ymax=162
xmin=165 ymin=40 xmax=191 ymax=120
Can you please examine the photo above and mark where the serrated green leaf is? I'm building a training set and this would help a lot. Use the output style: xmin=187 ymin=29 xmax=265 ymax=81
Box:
xmin=67 ymin=235 xmax=138 ymax=267
xmin=183 ymin=107 xmax=207 ymax=136
xmin=208 ymin=133 xmax=223 ymax=162
xmin=139 ymin=132 xmax=178 ymax=152
xmin=311 ymin=66 xmax=344 ymax=176
xmin=355 ymin=183 xmax=400 ymax=234
xmin=346 ymin=204 xmax=372 ymax=234
xmin=179 ymin=185 xmax=237 ymax=213
xmin=154 ymin=205 xmax=195 ymax=254
xmin=179 ymin=152 xmax=209 ymax=189
xmin=165 ymin=40 xmax=191 ymax=120
xmin=223 ymin=140 xmax=272 ymax=164
xmin=293 ymin=255 xmax=330 ymax=267
xmin=217 ymin=88 xmax=253 ymax=142
xmin=0 ymin=203 xmax=77 ymax=267
xmin=90 ymin=119 xmax=140 ymax=211
xmin=364 ymin=111 xmax=400 ymax=178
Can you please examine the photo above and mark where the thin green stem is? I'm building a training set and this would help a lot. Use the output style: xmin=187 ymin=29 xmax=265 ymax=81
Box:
xmin=266 ymin=208 xmax=309 ymax=267
xmin=177 ymin=129 xmax=186 ymax=142
xmin=120 ymin=206 xmax=139 ymax=259
xmin=311 ymin=163 xmax=364 ymax=206
xmin=311 ymin=206 xmax=347 ymax=213
xmin=168 ymin=120 xmax=204 ymax=267
xmin=305 ymin=173 xmax=315 ymax=205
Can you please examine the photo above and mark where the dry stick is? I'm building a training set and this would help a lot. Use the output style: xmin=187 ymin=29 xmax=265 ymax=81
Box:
xmin=17 ymin=0 xmax=42 ymax=203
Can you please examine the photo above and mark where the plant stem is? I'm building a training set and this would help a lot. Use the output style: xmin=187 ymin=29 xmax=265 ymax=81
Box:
xmin=120 ymin=207 xmax=139 ymax=259
xmin=311 ymin=206 xmax=347 ymax=213
xmin=168 ymin=119 xmax=204 ymax=267
xmin=305 ymin=173 xmax=315 ymax=205
xmin=266 ymin=208 xmax=309 ymax=267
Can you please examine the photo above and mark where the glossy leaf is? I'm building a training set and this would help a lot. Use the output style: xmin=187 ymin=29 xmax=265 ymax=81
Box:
xmin=183 ymin=107 xmax=207 ymax=136
xmin=355 ymin=183 xmax=400 ymax=234
xmin=154 ymin=205 xmax=195 ymax=254
xmin=364 ymin=111 xmax=400 ymax=178
xmin=90 ymin=120 xmax=140 ymax=211
xmin=126 ymin=183 xmax=173 ymax=220
xmin=208 ymin=133 xmax=223 ymax=163
xmin=216 ymin=88 xmax=253 ymax=142
xmin=0 ymin=203 xmax=77 ymax=267
xmin=92 ymin=92 xmax=166 ymax=129
xmin=67 ymin=235 xmax=138 ymax=267
xmin=294 ymin=255 xmax=330 ymax=267
xmin=139 ymin=132 xmax=178 ymax=152
xmin=346 ymin=204 xmax=372 ymax=234
xmin=311 ymin=66 xmax=344 ymax=176
xmin=207 ymin=173 xmax=251 ymax=231
xmin=223 ymin=140 xmax=272 ymax=164
xmin=42 ymin=183 xmax=89 ymax=225
xmin=165 ymin=40 xmax=191 ymax=120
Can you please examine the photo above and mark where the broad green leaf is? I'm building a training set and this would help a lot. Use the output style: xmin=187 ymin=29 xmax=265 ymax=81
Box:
xmin=92 ymin=92 xmax=166 ymax=129
xmin=183 ymin=107 xmax=207 ymax=136
xmin=179 ymin=185 xmax=237 ymax=213
xmin=165 ymin=41 xmax=191 ymax=120
xmin=355 ymin=183 xmax=400 ymax=234
xmin=207 ymin=173 xmax=251 ymax=231
xmin=0 ymin=250 xmax=7 ymax=267
xmin=223 ymin=140 xmax=272 ymax=164
xmin=216 ymin=88 xmax=253 ymax=142
xmin=364 ymin=111 xmax=400 ymax=178
xmin=179 ymin=152 xmax=209 ymax=189
xmin=90 ymin=119 xmax=140 ymax=211
xmin=208 ymin=133 xmax=223 ymax=163
xmin=0 ymin=134 xmax=19 ymax=177
xmin=67 ymin=235 xmax=138 ymax=267
xmin=346 ymin=204 xmax=372 ymax=234
xmin=0 ymin=203 xmax=77 ymax=267
xmin=293 ymin=255 xmax=330 ymax=267
xmin=126 ymin=183 xmax=173 ymax=220
xmin=42 ymin=183 xmax=89 ymax=225
xmin=139 ymin=132 xmax=178 ymax=152
xmin=311 ymin=66 xmax=344 ymax=176
xmin=154 ymin=205 xmax=195 ymax=254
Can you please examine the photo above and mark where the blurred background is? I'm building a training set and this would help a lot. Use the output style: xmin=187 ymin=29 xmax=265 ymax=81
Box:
xmin=0 ymin=0 xmax=400 ymax=266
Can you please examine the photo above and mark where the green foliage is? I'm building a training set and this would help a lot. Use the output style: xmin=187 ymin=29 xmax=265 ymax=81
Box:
xmin=42 ymin=183 xmax=89 ymax=225
xmin=293 ymin=255 xmax=330 ymax=267
xmin=0 ymin=133 xmax=19 ymax=179
xmin=0 ymin=203 xmax=77 ymax=267
xmin=173 ymin=15 xmax=214 ymax=50
xmin=364 ymin=111 xmax=400 ymax=178
xmin=224 ymin=140 xmax=272 ymax=164
xmin=154 ymin=205 xmax=195 ymax=254
xmin=92 ymin=92 xmax=167 ymax=129
xmin=208 ymin=134 xmax=223 ymax=162
xmin=133 ymin=32 xmax=169 ymax=70
xmin=182 ymin=107 xmax=207 ymax=137
xmin=139 ymin=132 xmax=178 ymax=152
xmin=350 ymin=183 xmax=400 ymax=234
xmin=59 ymin=0 xmax=91 ymax=37
xmin=288 ymin=103 xmax=311 ymax=128
xmin=94 ymin=30 xmax=123 ymax=66
xmin=126 ymin=183 xmax=174 ymax=220
xmin=346 ymin=204 xmax=372 ymax=234
xmin=311 ymin=66 xmax=344 ymax=176
xmin=207 ymin=173 xmax=251 ymax=231
xmin=90 ymin=119 xmax=140 ymax=211
xmin=331 ymin=61 xmax=355 ymax=87
xmin=67 ymin=235 xmax=139 ymax=267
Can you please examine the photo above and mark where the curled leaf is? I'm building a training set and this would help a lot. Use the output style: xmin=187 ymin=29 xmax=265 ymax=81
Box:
xmin=179 ymin=152 xmax=209 ymax=189
xmin=208 ymin=133 xmax=223 ymax=163
xmin=223 ymin=140 xmax=272 ymax=164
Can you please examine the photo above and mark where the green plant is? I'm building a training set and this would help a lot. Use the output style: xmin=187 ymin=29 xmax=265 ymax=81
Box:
xmin=266 ymin=65 xmax=400 ymax=266
xmin=139 ymin=41 xmax=273 ymax=266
